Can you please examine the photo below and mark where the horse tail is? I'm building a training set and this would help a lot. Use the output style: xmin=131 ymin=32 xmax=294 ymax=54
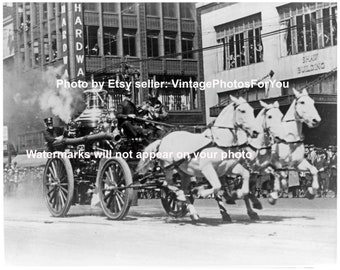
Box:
xmin=136 ymin=139 xmax=162 ymax=175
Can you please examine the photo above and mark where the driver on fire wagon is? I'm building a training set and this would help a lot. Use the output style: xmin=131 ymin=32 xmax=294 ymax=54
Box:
xmin=43 ymin=117 xmax=64 ymax=152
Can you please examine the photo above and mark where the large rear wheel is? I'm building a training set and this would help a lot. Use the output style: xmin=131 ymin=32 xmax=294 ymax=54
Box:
xmin=43 ymin=157 xmax=74 ymax=217
xmin=98 ymin=158 xmax=133 ymax=220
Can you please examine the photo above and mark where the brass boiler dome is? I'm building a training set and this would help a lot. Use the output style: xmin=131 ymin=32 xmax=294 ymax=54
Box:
xmin=75 ymin=88 xmax=107 ymax=128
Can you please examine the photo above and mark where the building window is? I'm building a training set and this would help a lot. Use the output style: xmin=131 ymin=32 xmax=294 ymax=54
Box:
xmin=182 ymin=34 xmax=194 ymax=59
xmin=147 ymin=32 xmax=159 ymax=57
xmin=51 ymin=3 xmax=56 ymax=18
xmin=43 ymin=35 xmax=49 ymax=62
xmin=281 ymin=73 xmax=337 ymax=96
xmin=102 ymin=3 xmax=117 ymax=13
xmin=33 ymin=40 xmax=39 ymax=65
xmin=56 ymin=3 xmax=61 ymax=15
xmin=121 ymin=3 xmax=135 ymax=14
xmin=103 ymin=27 xmax=117 ymax=55
xmin=278 ymin=3 xmax=337 ymax=56
xmin=156 ymin=75 xmax=198 ymax=111
xmin=216 ymin=13 xmax=262 ymax=70
xmin=123 ymin=31 xmax=136 ymax=56
xmin=180 ymin=3 xmax=194 ymax=19
xmin=42 ymin=3 xmax=47 ymax=20
xmin=84 ymin=3 xmax=98 ymax=12
xmin=84 ymin=26 xmax=99 ymax=55
xmin=31 ymin=3 xmax=38 ymax=26
xmin=331 ymin=6 xmax=337 ymax=45
xmin=163 ymin=3 xmax=176 ymax=18
xmin=146 ymin=3 xmax=159 ymax=16
xmin=51 ymin=31 xmax=57 ymax=59
xmin=164 ymin=32 xmax=176 ymax=57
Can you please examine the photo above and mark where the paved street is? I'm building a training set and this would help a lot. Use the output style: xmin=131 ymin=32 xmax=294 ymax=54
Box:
xmin=4 ymin=192 xmax=337 ymax=267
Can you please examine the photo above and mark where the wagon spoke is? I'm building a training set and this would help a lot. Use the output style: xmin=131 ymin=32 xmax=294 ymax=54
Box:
xmin=109 ymin=167 xmax=114 ymax=182
xmin=170 ymin=197 xmax=175 ymax=209
xmin=115 ymin=191 xmax=125 ymax=205
xmin=103 ymin=177 xmax=111 ymax=186
xmin=52 ymin=189 xmax=58 ymax=209
xmin=51 ymin=162 xmax=58 ymax=179
xmin=59 ymin=185 xmax=68 ymax=194
xmin=45 ymin=181 xmax=52 ymax=186
xmin=47 ymin=187 xmax=55 ymax=197
xmin=55 ymin=160 xmax=61 ymax=178
xmin=59 ymin=189 xmax=67 ymax=205
xmin=56 ymin=190 xmax=62 ymax=211
xmin=105 ymin=171 xmax=111 ymax=183
xmin=48 ymin=167 xmax=57 ymax=181
xmin=60 ymin=186 xmax=68 ymax=198
xmin=47 ymin=174 xmax=55 ymax=184
xmin=104 ymin=190 xmax=113 ymax=202
xmin=115 ymin=196 xmax=122 ymax=212
xmin=109 ymin=167 xmax=118 ymax=186
xmin=109 ymin=195 xmax=116 ymax=213
xmin=59 ymin=190 xmax=66 ymax=208
xmin=55 ymin=192 xmax=60 ymax=211
xmin=50 ymin=187 xmax=59 ymax=203
xmin=59 ymin=175 xmax=67 ymax=183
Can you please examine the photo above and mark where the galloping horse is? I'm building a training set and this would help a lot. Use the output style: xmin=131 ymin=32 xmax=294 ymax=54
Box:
xmin=137 ymin=96 xmax=260 ymax=220
xmin=271 ymin=88 xmax=321 ymax=199
xmin=214 ymin=101 xmax=286 ymax=221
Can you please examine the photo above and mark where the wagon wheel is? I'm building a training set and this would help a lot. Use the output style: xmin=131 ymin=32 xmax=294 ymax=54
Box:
xmin=161 ymin=188 xmax=195 ymax=218
xmin=98 ymin=158 xmax=133 ymax=220
xmin=43 ymin=157 xmax=74 ymax=217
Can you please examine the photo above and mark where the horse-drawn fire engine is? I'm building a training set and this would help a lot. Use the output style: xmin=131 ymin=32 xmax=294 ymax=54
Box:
xmin=43 ymin=87 xmax=187 ymax=220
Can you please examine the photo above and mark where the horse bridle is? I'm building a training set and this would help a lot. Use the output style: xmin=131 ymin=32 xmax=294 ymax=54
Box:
xmin=232 ymin=102 xmax=254 ymax=137
xmin=292 ymin=95 xmax=306 ymax=122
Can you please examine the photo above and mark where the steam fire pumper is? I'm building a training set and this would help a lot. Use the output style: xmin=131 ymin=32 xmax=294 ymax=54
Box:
xmin=43 ymin=88 xmax=186 ymax=219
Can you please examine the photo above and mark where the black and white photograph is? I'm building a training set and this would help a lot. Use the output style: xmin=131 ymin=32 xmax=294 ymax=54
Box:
xmin=1 ymin=1 xmax=338 ymax=268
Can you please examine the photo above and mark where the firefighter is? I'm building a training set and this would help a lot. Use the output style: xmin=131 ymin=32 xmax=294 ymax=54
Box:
xmin=147 ymin=88 xmax=168 ymax=121
xmin=43 ymin=117 xmax=64 ymax=152
xmin=116 ymin=90 xmax=147 ymax=138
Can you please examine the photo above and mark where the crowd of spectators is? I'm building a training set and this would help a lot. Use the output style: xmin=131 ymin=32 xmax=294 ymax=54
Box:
xmin=254 ymin=145 xmax=337 ymax=199
xmin=3 ymin=145 xmax=337 ymax=200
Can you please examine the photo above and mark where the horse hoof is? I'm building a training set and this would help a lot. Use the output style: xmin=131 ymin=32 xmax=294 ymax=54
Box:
xmin=305 ymin=190 xmax=316 ymax=200
xmin=226 ymin=197 xmax=236 ymax=205
xmin=252 ymin=201 xmax=263 ymax=210
xmin=221 ymin=213 xmax=232 ymax=223
xmin=268 ymin=196 xmax=277 ymax=205
xmin=190 ymin=214 xmax=201 ymax=223
xmin=248 ymin=212 xmax=260 ymax=220
xmin=232 ymin=189 xmax=244 ymax=200
xmin=230 ymin=191 xmax=239 ymax=201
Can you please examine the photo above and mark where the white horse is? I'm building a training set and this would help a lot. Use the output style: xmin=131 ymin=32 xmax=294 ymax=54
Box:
xmin=214 ymin=101 xmax=286 ymax=221
xmin=270 ymin=88 xmax=321 ymax=199
xmin=137 ymin=96 xmax=261 ymax=220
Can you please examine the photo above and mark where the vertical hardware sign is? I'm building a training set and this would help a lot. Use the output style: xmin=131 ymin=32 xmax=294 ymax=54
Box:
xmin=73 ymin=3 xmax=85 ymax=79
xmin=60 ymin=3 xmax=69 ymax=77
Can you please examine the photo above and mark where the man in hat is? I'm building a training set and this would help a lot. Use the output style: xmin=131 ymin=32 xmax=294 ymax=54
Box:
xmin=327 ymin=145 xmax=337 ymax=197
xmin=137 ymin=88 xmax=169 ymax=139
xmin=43 ymin=117 xmax=64 ymax=152
xmin=147 ymin=88 xmax=168 ymax=121
xmin=307 ymin=144 xmax=317 ymax=165
xmin=116 ymin=90 xmax=144 ymax=138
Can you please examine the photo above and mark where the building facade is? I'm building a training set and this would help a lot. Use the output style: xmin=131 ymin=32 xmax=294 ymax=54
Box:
xmin=3 ymin=3 xmax=15 ymax=67
xmin=12 ymin=2 xmax=206 ymax=125
xmin=198 ymin=2 xmax=337 ymax=146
